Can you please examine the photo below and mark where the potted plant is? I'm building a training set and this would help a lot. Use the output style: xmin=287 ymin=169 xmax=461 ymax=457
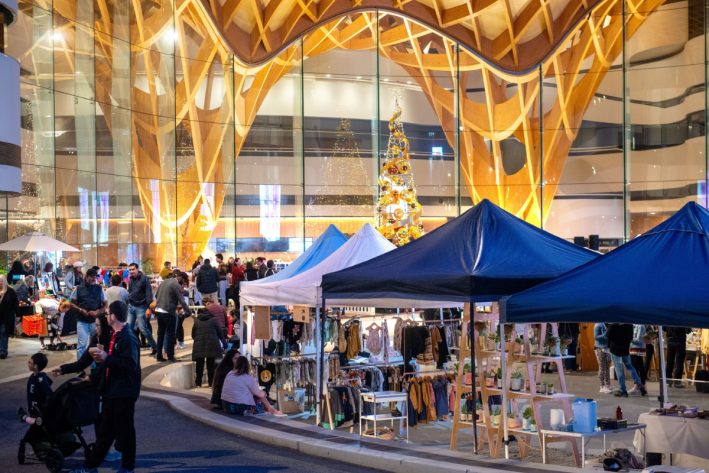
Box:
xmin=491 ymin=406 xmax=501 ymax=425
xmin=496 ymin=367 xmax=503 ymax=388
xmin=507 ymin=411 xmax=521 ymax=428
xmin=474 ymin=320 xmax=487 ymax=335
xmin=464 ymin=363 xmax=473 ymax=386
xmin=460 ymin=404 xmax=468 ymax=421
xmin=510 ymin=370 xmax=524 ymax=391
xmin=486 ymin=333 xmax=497 ymax=350
xmin=529 ymin=336 xmax=538 ymax=354
xmin=545 ymin=336 xmax=560 ymax=356
xmin=547 ymin=382 xmax=554 ymax=395
xmin=515 ymin=336 xmax=524 ymax=353
xmin=530 ymin=419 xmax=538 ymax=432
xmin=560 ymin=340 xmax=569 ymax=356
xmin=475 ymin=403 xmax=483 ymax=422
xmin=536 ymin=381 xmax=546 ymax=395
xmin=485 ymin=371 xmax=495 ymax=387
xmin=561 ymin=335 xmax=573 ymax=347
xmin=522 ymin=407 xmax=533 ymax=430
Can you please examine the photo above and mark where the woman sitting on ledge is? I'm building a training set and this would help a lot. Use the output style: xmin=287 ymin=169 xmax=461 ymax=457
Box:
xmin=221 ymin=356 xmax=284 ymax=417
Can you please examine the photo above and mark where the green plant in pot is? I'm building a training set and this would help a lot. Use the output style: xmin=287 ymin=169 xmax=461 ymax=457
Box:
xmin=460 ymin=404 xmax=468 ymax=421
xmin=547 ymin=383 xmax=554 ymax=395
xmin=491 ymin=406 xmax=501 ymax=425
xmin=522 ymin=407 xmax=533 ymax=430
xmin=510 ymin=370 xmax=524 ymax=391
xmin=560 ymin=341 xmax=568 ymax=356
xmin=463 ymin=363 xmax=473 ymax=386
xmin=474 ymin=321 xmax=487 ymax=335
xmin=530 ymin=418 xmax=538 ymax=432
xmin=507 ymin=411 xmax=521 ymax=428
xmin=475 ymin=402 xmax=483 ymax=421
xmin=485 ymin=371 xmax=495 ymax=387
xmin=545 ymin=336 xmax=560 ymax=356
xmin=496 ymin=367 xmax=503 ymax=388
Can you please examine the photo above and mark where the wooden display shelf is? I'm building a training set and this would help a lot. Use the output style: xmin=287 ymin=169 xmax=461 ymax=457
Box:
xmin=449 ymin=303 xmax=581 ymax=467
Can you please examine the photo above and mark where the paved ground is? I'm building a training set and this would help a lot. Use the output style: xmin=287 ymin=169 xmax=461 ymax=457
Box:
xmin=0 ymin=331 xmax=385 ymax=473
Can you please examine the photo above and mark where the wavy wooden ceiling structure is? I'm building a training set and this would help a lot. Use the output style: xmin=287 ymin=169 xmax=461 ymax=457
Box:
xmin=46 ymin=0 xmax=666 ymax=265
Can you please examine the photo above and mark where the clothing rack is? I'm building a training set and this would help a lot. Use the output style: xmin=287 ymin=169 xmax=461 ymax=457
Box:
xmin=339 ymin=362 xmax=393 ymax=370
xmin=252 ymin=351 xmax=335 ymax=360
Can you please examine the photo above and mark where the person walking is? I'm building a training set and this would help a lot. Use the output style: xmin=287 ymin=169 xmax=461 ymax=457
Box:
xmin=244 ymin=262 xmax=259 ymax=281
xmin=70 ymin=301 xmax=140 ymax=473
xmin=0 ymin=275 xmax=20 ymax=359
xmin=594 ymin=323 xmax=614 ymax=393
xmin=630 ymin=324 xmax=647 ymax=386
xmin=196 ymin=258 xmax=220 ymax=303
xmin=70 ymin=268 xmax=108 ymax=361
xmin=607 ymin=323 xmax=646 ymax=397
xmin=664 ymin=326 xmax=692 ymax=388
xmin=191 ymin=302 xmax=226 ymax=387
xmin=127 ymin=263 xmax=156 ymax=355
xmin=152 ymin=272 xmax=191 ymax=362
xmin=644 ymin=325 xmax=658 ymax=382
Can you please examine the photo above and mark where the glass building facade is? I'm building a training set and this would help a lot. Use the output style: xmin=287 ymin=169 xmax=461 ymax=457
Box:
xmin=2 ymin=0 xmax=706 ymax=272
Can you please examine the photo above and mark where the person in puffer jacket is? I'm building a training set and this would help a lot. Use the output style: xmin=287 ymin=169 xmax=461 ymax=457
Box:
xmin=191 ymin=310 xmax=226 ymax=388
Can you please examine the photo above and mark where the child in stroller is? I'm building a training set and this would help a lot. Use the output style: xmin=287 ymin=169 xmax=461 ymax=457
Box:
xmin=17 ymin=370 xmax=99 ymax=473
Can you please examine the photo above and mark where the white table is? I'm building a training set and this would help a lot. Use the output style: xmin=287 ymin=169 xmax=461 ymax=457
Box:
xmin=359 ymin=391 xmax=408 ymax=444
xmin=541 ymin=423 xmax=646 ymax=467
xmin=635 ymin=413 xmax=709 ymax=461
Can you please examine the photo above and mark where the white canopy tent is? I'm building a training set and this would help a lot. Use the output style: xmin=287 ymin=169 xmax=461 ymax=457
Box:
xmin=240 ymin=223 xmax=396 ymax=307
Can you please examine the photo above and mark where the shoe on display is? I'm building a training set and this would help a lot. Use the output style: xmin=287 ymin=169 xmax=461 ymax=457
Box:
xmin=614 ymin=391 xmax=628 ymax=398
xmin=627 ymin=387 xmax=640 ymax=396
xmin=104 ymin=447 xmax=122 ymax=462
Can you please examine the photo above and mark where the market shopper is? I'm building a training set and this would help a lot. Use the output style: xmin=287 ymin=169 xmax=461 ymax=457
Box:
xmin=264 ymin=260 xmax=275 ymax=278
xmin=244 ymin=262 xmax=259 ymax=281
xmin=70 ymin=301 xmax=140 ymax=473
xmin=64 ymin=262 xmax=84 ymax=293
xmin=594 ymin=322 xmax=615 ymax=393
xmin=152 ymin=271 xmax=191 ymax=362
xmin=36 ymin=298 xmax=71 ymax=348
xmin=256 ymin=257 xmax=267 ymax=279
xmin=630 ymin=324 xmax=647 ymax=385
xmin=53 ymin=314 xmax=111 ymax=377
xmin=664 ymin=326 xmax=692 ymax=388
xmin=211 ymin=349 xmax=240 ymax=408
xmin=0 ymin=275 xmax=20 ymax=359
xmin=216 ymin=254 xmax=229 ymax=307
xmin=7 ymin=260 xmax=27 ymax=283
xmin=559 ymin=323 xmax=579 ymax=372
xmin=14 ymin=276 xmax=35 ymax=303
xmin=191 ymin=301 xmax=226 ymax=387
xmin=196 ymin=258 xmax=220 ymax=303
xmin=70 ymin=268 xmax=108 ymax=361
xmin=127 ymin=263 xmax=156 ymax=355
xmin=204 ymin=297 xmax=229 ymax=340
xmin=221 ymin=356 xmax=284 ymax=416
xmin=607 ymin=323 xmax=646 ymax=397
xmin=43 ymin=262 xmax=62 ymax=295
xmin=107 ymin=274 xmax=129 ymax=306
xmin=159 ymin=261 xmax=172 ymax=280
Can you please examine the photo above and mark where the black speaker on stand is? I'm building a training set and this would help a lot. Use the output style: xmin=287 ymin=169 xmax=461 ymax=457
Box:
xmin=589 ymin=234 xmax=600 ymax=251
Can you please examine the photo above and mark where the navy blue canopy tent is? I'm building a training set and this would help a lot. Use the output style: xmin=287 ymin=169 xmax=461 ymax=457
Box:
xmin=500 ymin=201 xmax=709 ymax=328
xmin=321 ymin=199 xmax=599 ymax=306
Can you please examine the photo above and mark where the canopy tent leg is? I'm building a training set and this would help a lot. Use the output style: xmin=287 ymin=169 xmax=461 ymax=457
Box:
xmin=319 ymin=297 xmax=326 ymax=426
xmin=240 ymin=304 xmax=247 ymax=360
xmin=501 ymin=325 xmax=509 ymax=459
xmin=316 ymin=305 xmax=321 ymax=425
xmin=469 ymin=303 xmax=478 ymax=454
xmin=658 ymin=327 xmax=670 ymax=407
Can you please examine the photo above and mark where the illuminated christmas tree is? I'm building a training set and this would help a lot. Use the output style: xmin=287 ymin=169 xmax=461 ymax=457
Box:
xmin=376 ymin=93 xmax=424 ymax=246
xmin=306 ymin=118 xmax=372 ymax=234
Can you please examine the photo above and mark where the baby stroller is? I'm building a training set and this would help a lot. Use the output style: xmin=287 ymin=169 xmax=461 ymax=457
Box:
xmin=18 ymin=377 xmax=99 ymax=473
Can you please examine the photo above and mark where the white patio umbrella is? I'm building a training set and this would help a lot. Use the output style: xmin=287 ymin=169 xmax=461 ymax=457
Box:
xmin=0 ymin=232 xmax=79 ymax=253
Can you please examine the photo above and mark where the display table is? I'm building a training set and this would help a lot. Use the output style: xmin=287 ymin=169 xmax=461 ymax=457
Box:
xmin=542 ymin=423 xmax=646 ymax=467
xmin=634 ymin=413 xmax=709 ymax=460
xmin=359 ymin=391 xmax=408 ymax=443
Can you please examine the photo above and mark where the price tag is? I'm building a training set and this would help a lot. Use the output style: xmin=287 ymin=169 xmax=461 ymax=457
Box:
xmin=293 ymin=305 xmax=310 ymax=322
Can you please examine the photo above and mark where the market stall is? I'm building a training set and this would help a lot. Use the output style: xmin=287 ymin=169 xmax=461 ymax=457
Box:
xmin=501 ymin=201 xmax=709 ymax=466
xmin=240 ymin=223 xmax=396 ymax=423
xmin=634 ymin=412 xmax=709 ymax=461
xmin=321 ymin=199 xmax=599 ymax=457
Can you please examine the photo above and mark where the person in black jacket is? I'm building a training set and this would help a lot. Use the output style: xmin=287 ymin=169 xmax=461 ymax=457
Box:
xmin=196 ymin=259 xmax=220 ymax=302
xmin=211 ymin=349 xmax=240 ymax=408
xmin=7 ymin=260 xmax=27 ymax=284
xmin=607 ymin=323 xmax=646 ymax=397
xmin=244 ymin=262 xmax=259 ymax=281
xmin=192 ymin=311 xmax=227 ymax=387
xmin=78 ymin=300 xmax=140 ymax=473
xmin=0 ymin=275 xmax=21 ymax=359
xmin=53 ymin=315 xmax=111 ymax=377
xmin=664 ymin=326 xmax=692 ymax=388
